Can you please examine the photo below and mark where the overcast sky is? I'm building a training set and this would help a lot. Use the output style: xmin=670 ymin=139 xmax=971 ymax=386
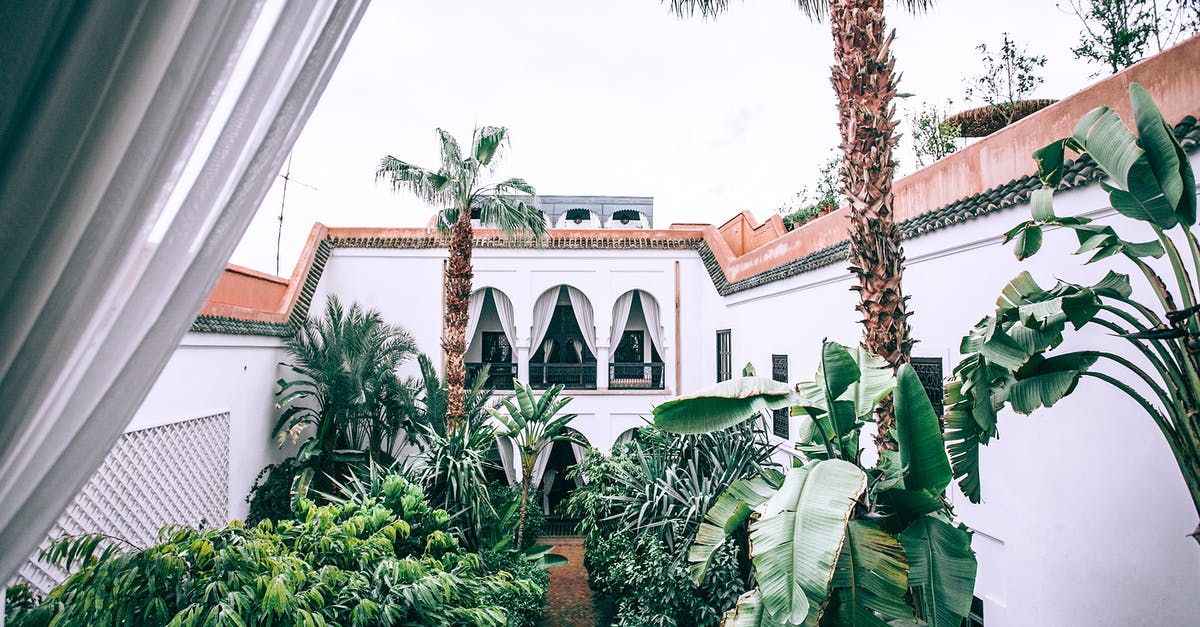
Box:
xmin=231 ymin=0 xmax=1106 ymax=275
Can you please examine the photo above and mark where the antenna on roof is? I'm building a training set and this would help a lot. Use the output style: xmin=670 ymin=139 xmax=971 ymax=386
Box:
xmin=276 ymin=153 xmax=319 ymax=276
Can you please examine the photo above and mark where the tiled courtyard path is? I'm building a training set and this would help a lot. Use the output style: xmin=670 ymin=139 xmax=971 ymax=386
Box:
xmin=538 ymin=536 xmax=597 ymax=627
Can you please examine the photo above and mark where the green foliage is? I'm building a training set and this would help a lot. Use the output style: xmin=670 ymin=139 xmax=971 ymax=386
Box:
xmin=949 ymin=84 xmax=1200 ymax=533
xmin=273 ymin=295 xmax=416 ymax=501
xmin=488 ymin=380 xmax=580 ymax=547
xmin=1062 ymin=0 xmax=1200 ymax=75
xmin=909 ymin=101 xmax=961 ymax=168
xmin=12 ymin=475 xmax=533 ymax=626
xmin=413 ymin=415 xmax=501 ymax=549
xmin=245 ymin=458 xmax=299 ymax=525
xmin=777 ymin=154 xmax=844 ymax=231
xmin=480 ymin=549 xmax=550 ymax=627
xmin=3 ymin=584 xmax=41 ymax=624
xmin=964 ymin=32 xmax=1047 ymax=125
xmin=564 ymin=423 xmax=778 ymax=626
xmin=655 ymin=340 xmax=977 ymax=627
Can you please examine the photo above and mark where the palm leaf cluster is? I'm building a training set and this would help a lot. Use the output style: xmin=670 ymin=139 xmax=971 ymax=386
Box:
xmin=946 ymin=84 xmax=1200 ymax=538
xmin=378 ymin=127 xmax=545 ymax=431
xmin=656 ymin=340 xmax=977 ymax=627
xmin=273 ymin=296 xmax=416 ymax=500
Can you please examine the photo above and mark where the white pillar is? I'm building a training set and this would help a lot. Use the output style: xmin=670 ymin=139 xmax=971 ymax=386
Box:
xmin=596 ymin=345 xmax=610 ymax=389
xmin=516 ymin=345 xmax=530 ymax=384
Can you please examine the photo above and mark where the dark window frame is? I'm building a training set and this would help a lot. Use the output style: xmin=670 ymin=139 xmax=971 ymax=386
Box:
xmin=716 ymin=329 xmax=732 ymax=382
xmin=771 ymin=354 xmax=789 ymax=438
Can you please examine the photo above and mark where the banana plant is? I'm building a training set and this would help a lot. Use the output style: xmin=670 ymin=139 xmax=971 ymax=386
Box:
xmin=944 ymin=83 xmax=1200 ymax=541
xmin=487 ymin=380 xmax=581 ymax=549
xmin=654 ymin=340 xmax=977 ymax=627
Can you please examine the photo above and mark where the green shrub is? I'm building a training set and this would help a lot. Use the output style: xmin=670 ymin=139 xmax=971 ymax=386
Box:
xmin=480 ymin=549 xmax=550 ymax=627
xmin=245 ymin=457 xmax=299 ymax=525
xmin=13 ymin=475 xmax=534 ymax=626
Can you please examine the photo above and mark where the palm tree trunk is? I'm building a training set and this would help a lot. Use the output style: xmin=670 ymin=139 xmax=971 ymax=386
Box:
xmin=829 ymin=0 xmax=912 ymax=451
xmin=444 ymin=206 xmax=474 ymax=432
xmin=517 ymin=473 xmax=531 ymax=549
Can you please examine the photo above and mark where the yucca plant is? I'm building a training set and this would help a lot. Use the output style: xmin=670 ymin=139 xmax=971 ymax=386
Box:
xmin=945 ymin=83 xmax=1200 ymax=541
xmin=654 ymin=340 xmax=977 ymax=627
xmin=487 ymin=380 xmax=580 ymax=549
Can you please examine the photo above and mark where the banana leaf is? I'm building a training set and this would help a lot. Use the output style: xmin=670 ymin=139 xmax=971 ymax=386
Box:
xmin=750 ymin=459 xmax=867 ymax=626
xmin=899 ymin=517 xmax=976 ymax=627
xmin=654 ymin=376 xmax=800 ymax=434
xmin=824 ymin=520 xmax=914 ymax=627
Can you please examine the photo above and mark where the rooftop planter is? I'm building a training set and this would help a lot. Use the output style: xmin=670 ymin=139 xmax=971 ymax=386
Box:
xmin=945 ymin=98 xmax=1058 ymax=137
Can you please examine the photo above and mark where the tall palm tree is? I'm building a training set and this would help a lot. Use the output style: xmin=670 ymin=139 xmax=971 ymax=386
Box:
xmin=487 ymin=380 xmax=580 ymax=549
xmin=378 ymin=127 xmax=546 ymax=432
xmin=666 ymin=0 xmax=932 ymax=449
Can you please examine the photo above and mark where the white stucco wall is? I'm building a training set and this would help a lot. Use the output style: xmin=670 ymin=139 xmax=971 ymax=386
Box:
xmin=130 ymin=332 xmax=288 ymax=520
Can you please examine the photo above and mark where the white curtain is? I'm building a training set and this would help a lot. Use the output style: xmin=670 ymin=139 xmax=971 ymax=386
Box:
xmin=492 ymin=289 xmax=517 ymax=354
xmin=496 ymin=438 xmax=517 ymax=485
xmin=464 ymin=289 xmax=488 ymax=353
xmin=608 ymin=291 xmax=635 ymax=361
xmin=541 ymin=468 xmax=556 ymax=515
xmin=641 ymin=291 xmax=666 ymax=359
xmin=530 ymin=287 xmax=559 ymax=354
xmin=0 ymin=0 xmax=369 ymax=583
xmin=616 ymin=429 xmax=637 ymax=446
xmin=569 ymin=442 xmax=588 ymax=486
xmin=530 ymin=444 xmax=553 ymax=488
xmin=565 ymin=286 xmax=597 ymax=358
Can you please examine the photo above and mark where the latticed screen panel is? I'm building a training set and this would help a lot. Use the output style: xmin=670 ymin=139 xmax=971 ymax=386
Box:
xmin=16 ymin=412 xmax=230 ymax=595
xmin=910 ymin=357 xmax=945 ymax=417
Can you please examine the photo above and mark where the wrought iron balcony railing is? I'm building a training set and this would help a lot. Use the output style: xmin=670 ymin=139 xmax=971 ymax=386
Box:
xmin=609 ymin=362 xmax=664 ymax=390
xmin=529 ymin=363 xmax=597 ymax=390
xmin=466 ymin=362 xmax=516 ymax=390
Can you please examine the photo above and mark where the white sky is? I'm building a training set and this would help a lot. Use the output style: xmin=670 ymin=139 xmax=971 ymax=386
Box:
xmin=231 ymin=0 xmax=1103 ymax=276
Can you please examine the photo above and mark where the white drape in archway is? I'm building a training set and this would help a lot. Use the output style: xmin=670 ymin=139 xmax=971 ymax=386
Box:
xmin=492 ymin=290 xmax=517 ymax=353
xmin=530 ymin=288 xmax=559 ymax=354
xmin=464 ymin=289 xmax=487 ymax=351
xmin=565 ymin=286 xmax=597 ymax=357
xmin=608 ymin=291 xmax=635 ymax=361
xmin=569 ymin=442 xmax=588 ymax=486
xmin=640 ymin=291 xmax=666 ymax=357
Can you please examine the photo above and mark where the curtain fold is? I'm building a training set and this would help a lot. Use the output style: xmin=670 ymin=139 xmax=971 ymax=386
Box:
xmin=641 ymin=291 xmax=666 ymax=359
xmin=464 ymin=288 xmax=487 ymax=354
xmin=541 ymin=468 xmax=556 ymax=515
xmin=0 ymin=0 xmax=370 ymax=583
xmin=492 ymin=289 xmax=517 ymax=356
xmin=565 ymin=286 xmax=597 ymax=358
xmin=496 ymin=438 xmax=516 ymax=485
xmin=569 ymin=442 xmax=588 ymax=486
xmin=608 ymin=290 xmax=635 ymax=361
xmin=530 ymin=444 xmax=553 ymax=488
xmin=530 ymin=287 xmax=559 ymax=355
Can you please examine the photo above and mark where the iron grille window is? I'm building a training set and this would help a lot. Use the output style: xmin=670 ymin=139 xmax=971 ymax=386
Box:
xmin=962 ymin=596 xmax=984 ymax=627
xmin=716 ymin=330 xmax=732 ymax=382
xmin=772 ymin=354 xmax=789 ymax=438
xmin=910 ymin=357 xmax=945 ymax=417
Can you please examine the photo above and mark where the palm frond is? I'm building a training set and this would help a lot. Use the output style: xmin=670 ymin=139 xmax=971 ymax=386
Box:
xmin=473 ymin=195 xmax=547 ymax=239
xmin=472 ymin=126 xmax=510 ymax=167
xmin=376 ymin=156 xmax=451 ymax=206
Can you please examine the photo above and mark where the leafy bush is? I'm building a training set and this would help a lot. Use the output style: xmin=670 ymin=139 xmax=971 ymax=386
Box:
xmin=482 ymin=483 xmax=545 ymax=552
xmin=11 ymin=475 xmax=534 ymax=626
xmin=564 ymin=423 xmax=776 ymax=626
xmin=245 ymin=457 xmax=299 ymax=525
xmin=480 ymin=548 xmax=550 ymax=627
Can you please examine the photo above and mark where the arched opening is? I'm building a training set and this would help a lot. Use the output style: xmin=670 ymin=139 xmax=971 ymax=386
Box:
xmin=465 ymin=287 xmax=516 ymax=389
xmin=537 ymin=429 xmax=590 ymax=534
xmin=609 ymin=290 xmax=666 ymax=390
xmin=605 ymin=209 xmax=649 ymax=229
xmin=555 ymin=208 xmax=599 ymax=228
xmin=530 ymin=285 xmax=597 ymax=389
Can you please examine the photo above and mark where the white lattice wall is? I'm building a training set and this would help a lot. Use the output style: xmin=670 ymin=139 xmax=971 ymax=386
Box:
xmin=16 ymin=412 xmax=230 ymax=595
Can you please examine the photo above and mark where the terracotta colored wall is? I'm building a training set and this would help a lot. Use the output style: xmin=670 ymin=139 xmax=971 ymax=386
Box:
xmin=202 ymin=265 xmax=287 ymax=314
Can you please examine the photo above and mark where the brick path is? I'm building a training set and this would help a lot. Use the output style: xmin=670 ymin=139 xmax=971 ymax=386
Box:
xmin=538 ymin=536 xmax=596 ymax=627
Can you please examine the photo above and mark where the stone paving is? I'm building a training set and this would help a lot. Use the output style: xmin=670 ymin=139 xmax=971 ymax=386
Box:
xmin=538 ymin=536 xmax=596 ymax=627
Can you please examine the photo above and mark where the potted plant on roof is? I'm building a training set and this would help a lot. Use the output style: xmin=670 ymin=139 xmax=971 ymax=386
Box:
xmin=947 ymin=33 xmax=1056 ymax=137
